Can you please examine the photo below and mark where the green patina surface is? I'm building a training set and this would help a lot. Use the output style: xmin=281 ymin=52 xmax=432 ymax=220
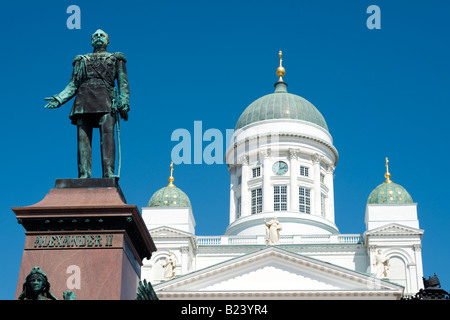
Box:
xmin=367 ymin=182 xmax=413 ymax=204
xmin=235 ymin=82 xmax=329 ymax=131
xmin=148 ymin=185 xmax=192 ymax=208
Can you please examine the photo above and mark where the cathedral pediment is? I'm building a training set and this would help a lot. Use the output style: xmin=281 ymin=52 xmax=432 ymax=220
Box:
xmin=365 ymin=223 xmax=424 ymax=237
xmin=148 ymin=226 xmax=195 ymax=239
xmin=153 ymin=246 xmax=403 ymax=299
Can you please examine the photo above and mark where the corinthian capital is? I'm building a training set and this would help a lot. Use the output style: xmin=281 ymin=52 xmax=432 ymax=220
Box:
xmin=259 ymin=148 xmax=271 ymax=159
xmin=238 ymin=155 xmax=249 ymax=165
xmin=312 ymin=153 xmax=323 ymax=164
xmin=289 ymin=148 xmax=299 ymax=160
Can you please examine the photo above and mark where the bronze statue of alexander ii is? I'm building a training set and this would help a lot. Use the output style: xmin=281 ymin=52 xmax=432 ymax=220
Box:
xmin=44 ymin=29 xmax=130 ymax=179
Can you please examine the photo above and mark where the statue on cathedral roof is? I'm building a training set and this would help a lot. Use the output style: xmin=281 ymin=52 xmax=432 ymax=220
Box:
xmin=265 ymin=217 xmax=282 ymax=245
xmin=162 ymin=251 xmax=177 ymax=279
xmin=373 ymin=249 xmax=390 ymax=278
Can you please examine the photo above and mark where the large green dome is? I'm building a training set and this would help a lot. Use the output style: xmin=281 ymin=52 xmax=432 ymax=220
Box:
xmin=148 ymin=185 xmax=191 ymax=208
xmin=235 ymin=82 xmax=329 ymax=131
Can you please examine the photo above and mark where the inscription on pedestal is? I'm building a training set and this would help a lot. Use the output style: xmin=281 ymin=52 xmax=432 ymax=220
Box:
xmin=32 ymin=234 xmax=114 ymax=248
xmin=24 ymin=231 xmax=122 ymax=251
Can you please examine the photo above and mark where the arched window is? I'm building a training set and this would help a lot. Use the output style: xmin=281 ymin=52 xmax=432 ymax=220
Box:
xmin=387 ymin=256 xmax=407 ymax=288
xmin=150 ymin=255 xmax=167 ymax=282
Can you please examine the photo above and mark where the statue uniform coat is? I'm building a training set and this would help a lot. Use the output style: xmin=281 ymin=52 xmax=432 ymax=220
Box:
xmin=53 ymin=51 xmax=129 ymax=125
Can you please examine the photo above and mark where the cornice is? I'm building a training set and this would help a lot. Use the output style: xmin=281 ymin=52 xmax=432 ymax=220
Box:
xmin=156 ymin=290 xmax=402 ymax=299
xmin=149 ymin=226 xmax=197 ymax=249
xmin=364 ymin=223 xmax=424 ymax=237
xmin=226 ymin=131 xmax=339 ymax=166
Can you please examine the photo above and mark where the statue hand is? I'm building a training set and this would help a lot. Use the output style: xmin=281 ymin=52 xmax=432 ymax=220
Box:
xmin=63 ymin=290 xmax=76 ymax=300
xmin=44 ymin=97 xmax=60 ymax=109
xmin=117 ymin=102 xmax=129 ymax=121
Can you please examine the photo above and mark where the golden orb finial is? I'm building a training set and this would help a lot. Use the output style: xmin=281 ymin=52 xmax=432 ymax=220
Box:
xmin=276 ymin=50 xmax=285 ymax=81
xmin=384 ymin=157 xmax=392 ymax=183
xmin=167 ymin=162 xmax=175 ymax=187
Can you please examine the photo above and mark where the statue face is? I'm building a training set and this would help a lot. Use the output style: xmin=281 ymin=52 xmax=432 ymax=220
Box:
xmin=91 ymin=29 xmax=109 ymax=49
xmin=29 ymin=275 xmax=44 ymax=293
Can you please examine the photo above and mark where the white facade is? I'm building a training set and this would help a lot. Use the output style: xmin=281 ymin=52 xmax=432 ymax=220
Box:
xmin=141 ymin=215 xmax=422 ymax=298
xmin=141 ymin=70 xmax=424 ymax=299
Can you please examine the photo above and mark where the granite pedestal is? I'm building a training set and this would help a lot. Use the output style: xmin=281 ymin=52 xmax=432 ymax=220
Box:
xmin=13 ymin=178 xmax=156 ymax=300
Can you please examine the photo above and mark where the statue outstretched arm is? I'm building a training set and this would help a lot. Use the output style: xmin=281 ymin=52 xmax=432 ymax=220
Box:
xmin=44 ymin=82 xmax=78 ymax=109
xmin=44 ymin=55 xmax=84 ymax=109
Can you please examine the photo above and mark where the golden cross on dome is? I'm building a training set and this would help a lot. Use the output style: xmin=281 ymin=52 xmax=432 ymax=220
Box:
xmin=384 ymin=157 xmax=392 ymax=183
xmin=167 ymin=162 xmax=175 ymax=187
xmin=276 ymin=50 xmax=286 ymax=82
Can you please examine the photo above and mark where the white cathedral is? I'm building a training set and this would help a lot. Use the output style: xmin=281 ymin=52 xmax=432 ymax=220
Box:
xmin=140 ymin=52 xmax=424 ymax=300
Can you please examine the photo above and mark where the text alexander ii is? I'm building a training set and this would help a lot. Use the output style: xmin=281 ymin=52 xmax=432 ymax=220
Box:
xmin=33 ymin=234 xmax=114 ymax=248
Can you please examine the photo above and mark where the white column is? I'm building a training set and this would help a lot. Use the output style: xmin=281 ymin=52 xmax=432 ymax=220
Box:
xmin=229 ymin=165 xmax=237 ymax=224
xmin=413 ymin=244 xmax=424 ymax=292
xmin=368 ymin=245 xmax=378 ymax=275
xmin=180 ymin=246 xmax=189 ymax=275
xmin=240 ymin=155 xmax=250 ymax=217
xmin=312 ymin=153 xmax=323 ymax=217
xmin=261 ymin=148 xmax=271 ymax=212
xmin=289 ymin=149 xmax=299 ymax=212
xmin=326 ymin=165 xmax=335 ymax=223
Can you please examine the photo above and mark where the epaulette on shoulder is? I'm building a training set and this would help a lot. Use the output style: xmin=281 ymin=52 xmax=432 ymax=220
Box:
xmin=72 ymin=55 xmax=85 ymax=66
xmin=113 ymin=52 xmax=127 ymax=62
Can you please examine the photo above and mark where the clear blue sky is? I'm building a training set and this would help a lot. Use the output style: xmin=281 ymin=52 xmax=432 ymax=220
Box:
xmin=0 ymin=0 xmax=449 ymax=299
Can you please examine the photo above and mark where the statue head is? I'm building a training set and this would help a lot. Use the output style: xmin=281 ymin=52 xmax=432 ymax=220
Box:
xmin=91 ymin=29 xmax=110 ymax=49
xmin=18 ymin=267 xmax=57 ymax=300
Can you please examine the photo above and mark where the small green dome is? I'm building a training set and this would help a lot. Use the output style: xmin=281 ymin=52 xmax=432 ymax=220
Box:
xmin=367 ymin=182 xmax=413 ymax=204
xmin=368 ymin=158 xmax=413 ymax=204
xmin=148 ymin=162 xmax=191 ymax=208
xmin=148 ymin=185 xmax=191 ymax=208
xmin=235 ymin=82 xmax=329 ymax=131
